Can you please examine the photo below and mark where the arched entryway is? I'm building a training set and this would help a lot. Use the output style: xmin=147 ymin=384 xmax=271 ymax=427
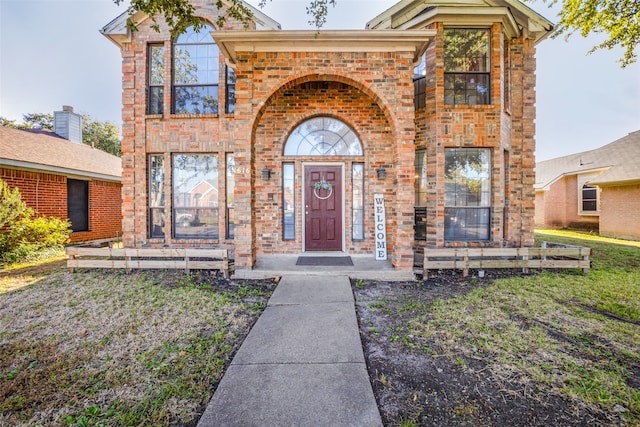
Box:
xmin=284 ymin=117 xmax=363 ymax=251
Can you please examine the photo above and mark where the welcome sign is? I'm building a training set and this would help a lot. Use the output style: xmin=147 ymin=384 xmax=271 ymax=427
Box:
xmin=374 ymin=194 xmax=387 ymax=260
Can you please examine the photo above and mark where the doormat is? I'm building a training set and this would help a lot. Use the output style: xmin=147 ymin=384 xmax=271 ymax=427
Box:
xmin=296 ymin=256 xmax=353 ymax=266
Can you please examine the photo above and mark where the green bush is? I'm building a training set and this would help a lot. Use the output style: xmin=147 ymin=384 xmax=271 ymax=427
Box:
xmin=0 ymin=179 xmax=71 ymax=263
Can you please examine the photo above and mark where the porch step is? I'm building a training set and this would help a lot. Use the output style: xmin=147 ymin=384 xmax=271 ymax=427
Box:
xmin=231 ymin=254 xmax=415 ymax=281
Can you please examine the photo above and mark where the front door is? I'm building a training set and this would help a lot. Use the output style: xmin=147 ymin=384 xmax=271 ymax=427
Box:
xmin=304 ymin=165 xmax=342 ymax=251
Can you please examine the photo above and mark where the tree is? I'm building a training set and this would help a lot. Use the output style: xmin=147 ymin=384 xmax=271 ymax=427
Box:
xmin=0 ymin=113 xmax=122 ymax=157
xmin=115 ymin=0 xmax=636 ymax=66
xmin=538 ymin=0 xmax=640 ymax=67
xmin=114 ymin=0 xmax=335 ymax=38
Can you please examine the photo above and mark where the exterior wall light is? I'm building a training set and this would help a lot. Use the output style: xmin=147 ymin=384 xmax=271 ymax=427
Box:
xmin=262 ymin=166 xmax=271 ymax=180
xmin=376 ymin=166 xmax=386 ymax=180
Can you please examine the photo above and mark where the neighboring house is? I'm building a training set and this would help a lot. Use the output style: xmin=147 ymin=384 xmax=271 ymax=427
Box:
xmin=101 ymin=0 xmax=552 ymax=274
xmin=0 ymin=107 xmax=122 ymax=244
xmin=535 ymin=130 xmax=640 ymax=240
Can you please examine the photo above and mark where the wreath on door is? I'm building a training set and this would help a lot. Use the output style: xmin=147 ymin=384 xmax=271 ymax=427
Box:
xmin=313 ymin=177 xmax=333 ymax=200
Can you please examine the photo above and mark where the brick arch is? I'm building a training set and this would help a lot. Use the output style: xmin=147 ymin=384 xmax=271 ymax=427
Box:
xmin=251 ymin=72 xmax=398 ymax=144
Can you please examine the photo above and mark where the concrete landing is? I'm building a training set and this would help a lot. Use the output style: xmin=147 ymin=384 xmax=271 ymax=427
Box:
xmin=232 ymin=254 xmax=415 ymax=281
xmin=197 ymin=275 xmax=382 ymax=427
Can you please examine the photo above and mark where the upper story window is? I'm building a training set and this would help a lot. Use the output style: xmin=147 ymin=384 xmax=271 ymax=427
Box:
xmin=225 ymin=66 xmax=236 ymax=114
xmin=148 ymin=44 xmax=165 ymax=115
xmin=173 ymin=24 xmax=219 ymax=115
xmin=414 ymin=53 xmax=427 ymax=110
xmin=444 ymin=28 xmax=490 ymax=106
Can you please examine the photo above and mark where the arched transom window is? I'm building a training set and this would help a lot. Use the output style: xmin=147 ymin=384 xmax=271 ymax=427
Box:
xmin=284 ymin=117 xmax=363 ymax=156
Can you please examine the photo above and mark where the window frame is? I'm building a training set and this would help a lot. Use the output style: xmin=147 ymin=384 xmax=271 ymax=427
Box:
xmin=414 ymin=149 xmax=427 ymax=241
xmin=172 ymin=154 xmax=219 ymax=239
xmin=443 ymin=28 xmax=491 ymax=106
xmin=580 ymin=184 xmax=599 ymax=215
xmin=225 ymin=65 xmax=236 ymax=114
xmin=172 ymin=24 xmax=220 ymax=115
xmin=352 ymin=163 xmax=365 ymax=241
xmin=147 ymin=44 xmax=165 ymax=115
xmin=148 ymin=154 xmax=165 ymax=238
xmin=282 ymin=163 xmax=295 ymax=241
xmin=444 ymin=148 xmax=491 ymax=241
xmin=226 ymin=153 xmax=235 ymax=239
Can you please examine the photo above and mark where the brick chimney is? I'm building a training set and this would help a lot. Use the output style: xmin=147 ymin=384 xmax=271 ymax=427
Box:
xmin=53 ymin=105 xmax=83 ymax=143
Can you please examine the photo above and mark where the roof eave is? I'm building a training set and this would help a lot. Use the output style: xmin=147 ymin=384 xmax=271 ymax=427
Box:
xmin=213 ymin=29 xmax=436 ymax=66
xmin=0 ymin=159 xmax=122 ymax=183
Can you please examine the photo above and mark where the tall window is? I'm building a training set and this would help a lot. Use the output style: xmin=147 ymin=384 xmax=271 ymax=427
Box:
xmin=226 ymin=154 xmax=235 ymax=239
xmin=414 ymin=150 xmax=427 ymax=240
xmin=225 ymin=66 xmax=236 ymax=114
xmin=414 ymin=53 xmax=427 ymax=109
xmin=581 ymin=185 xmax=598 ymax=213
xmin=352 ymin=163 xmax=364 ymax=240
xmin=67 ymin=179 xmax=89 ymax=232
xmin=173 ymin=154 xmax=219 ymax=238
xmin=444 ymin=148 xmax=491 ymax=241
xmin=444 ymin=28 xmax=490 ymax=106
xmin=173 ymin=24 xmax=219 ymax=114
xmin=283 ymin=163 xmax=295 ymax=240
xmin=148 ymin=44 xmax=164 ymax=115
xmin=149 ymin=155 xmax=165 ymax=238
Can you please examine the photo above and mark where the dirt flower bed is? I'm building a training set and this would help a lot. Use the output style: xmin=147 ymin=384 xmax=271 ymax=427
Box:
xmin=0 ymin=267 xmax=275 ymax=426
xmin=353 ymin=268 xmax=639 ymax=426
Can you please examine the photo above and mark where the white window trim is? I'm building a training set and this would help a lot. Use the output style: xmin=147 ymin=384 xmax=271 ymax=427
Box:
xmin=577 ymin=173 xmax=600 ymax=216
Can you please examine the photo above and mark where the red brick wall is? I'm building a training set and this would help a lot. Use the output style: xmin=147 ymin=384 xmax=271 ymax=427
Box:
xmin=0 ymin=168 xmax=66 ymax=218
xmin=114 ymin=0 xmax=541 ymax=271
xmin=1 ymin=167 xmax=122 ymax=243
xmin=419 ymin=23 xmax=536 ymax=248
xmin=599 ymin=184 xmax=640 ymax=240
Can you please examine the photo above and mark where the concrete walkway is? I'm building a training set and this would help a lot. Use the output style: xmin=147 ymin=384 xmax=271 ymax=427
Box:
xmin=197 ymin=275 xmax=382 ymax=427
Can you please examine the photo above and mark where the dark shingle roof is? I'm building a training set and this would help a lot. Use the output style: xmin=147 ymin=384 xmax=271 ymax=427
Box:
xmin=0 ymin=126 xmax=121 ymax=181
xmin=535 ymin=130 xmax=640 ymax=189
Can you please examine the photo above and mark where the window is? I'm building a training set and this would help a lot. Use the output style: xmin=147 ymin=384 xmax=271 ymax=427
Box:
xmin=503 ymin=36 xmax=511 ymax=112
xmin=282 ymin=163 xmax=295 ymax=240
xmin=444 ymin=29 xmax=490 ymax=106
xmin=226 ymin=154 xmax=235 ymax=239
xmin=148 ymin=44 xmax=164 ymax=115
xmin=444 ymin=148 xmax=491 ymax=241
xmin=173 ymin=24 xmax=219 ymax=114
xmin=414 ymin=150 xmax=427 ymax=240
xmin=352 ymin=163 xmax=364 ymax=240
xmin=581 ymin=185 xmax=598 ymax=213
xmin=284 ymin=117 xmax=363 ymax=156
xmin=172 ymin=154 xmax=219 ymax=238
xmin=149 ymin=155 xmax=165 ymax=238
xmin=414 ymin=53 xmax=427 ymax=109
xmin=67 ymin=179 xmax=89 ymax=232
xmin=225 ymin=66 xmax=236 ymax=114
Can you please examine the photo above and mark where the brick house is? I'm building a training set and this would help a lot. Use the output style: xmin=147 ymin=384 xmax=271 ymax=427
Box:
xmin=101 ymin=0 xmax=552 ymax=274
xmin=0 ymin=107 xmax=122 ymax=244
xmin=535 ymin=130 xmax=640 ymax=241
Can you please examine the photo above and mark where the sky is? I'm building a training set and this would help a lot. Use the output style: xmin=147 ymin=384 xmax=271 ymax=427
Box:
xmin=1 ymin=0 xmax=638 ymax=161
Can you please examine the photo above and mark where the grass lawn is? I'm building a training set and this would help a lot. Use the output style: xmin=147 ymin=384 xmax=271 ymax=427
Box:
xmin=0 ymin=264 xmax=273 ymax=426
xmin=404 ymin=229 xmax=640 ymax=424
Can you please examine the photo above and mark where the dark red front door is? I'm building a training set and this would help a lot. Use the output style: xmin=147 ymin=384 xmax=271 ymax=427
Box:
xmin=304 ymin=165 xmax=342 ymax=251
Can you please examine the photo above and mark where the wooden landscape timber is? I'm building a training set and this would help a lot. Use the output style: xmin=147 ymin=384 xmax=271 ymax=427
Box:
xmin=66 ymin=247 xmax=229 ymax=277
xmin=423 ymin=242 xmax=591 ymax=278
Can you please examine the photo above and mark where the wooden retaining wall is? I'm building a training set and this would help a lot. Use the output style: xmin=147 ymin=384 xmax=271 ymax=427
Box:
xmin=66 ymin=247 xmax=229 ymax=278
xmin=423 ymin=242 xmax=591 ymax=278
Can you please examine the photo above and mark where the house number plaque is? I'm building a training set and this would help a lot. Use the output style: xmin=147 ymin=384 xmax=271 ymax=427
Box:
xmin=374 ymin=194 xmax=387 ymax=261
